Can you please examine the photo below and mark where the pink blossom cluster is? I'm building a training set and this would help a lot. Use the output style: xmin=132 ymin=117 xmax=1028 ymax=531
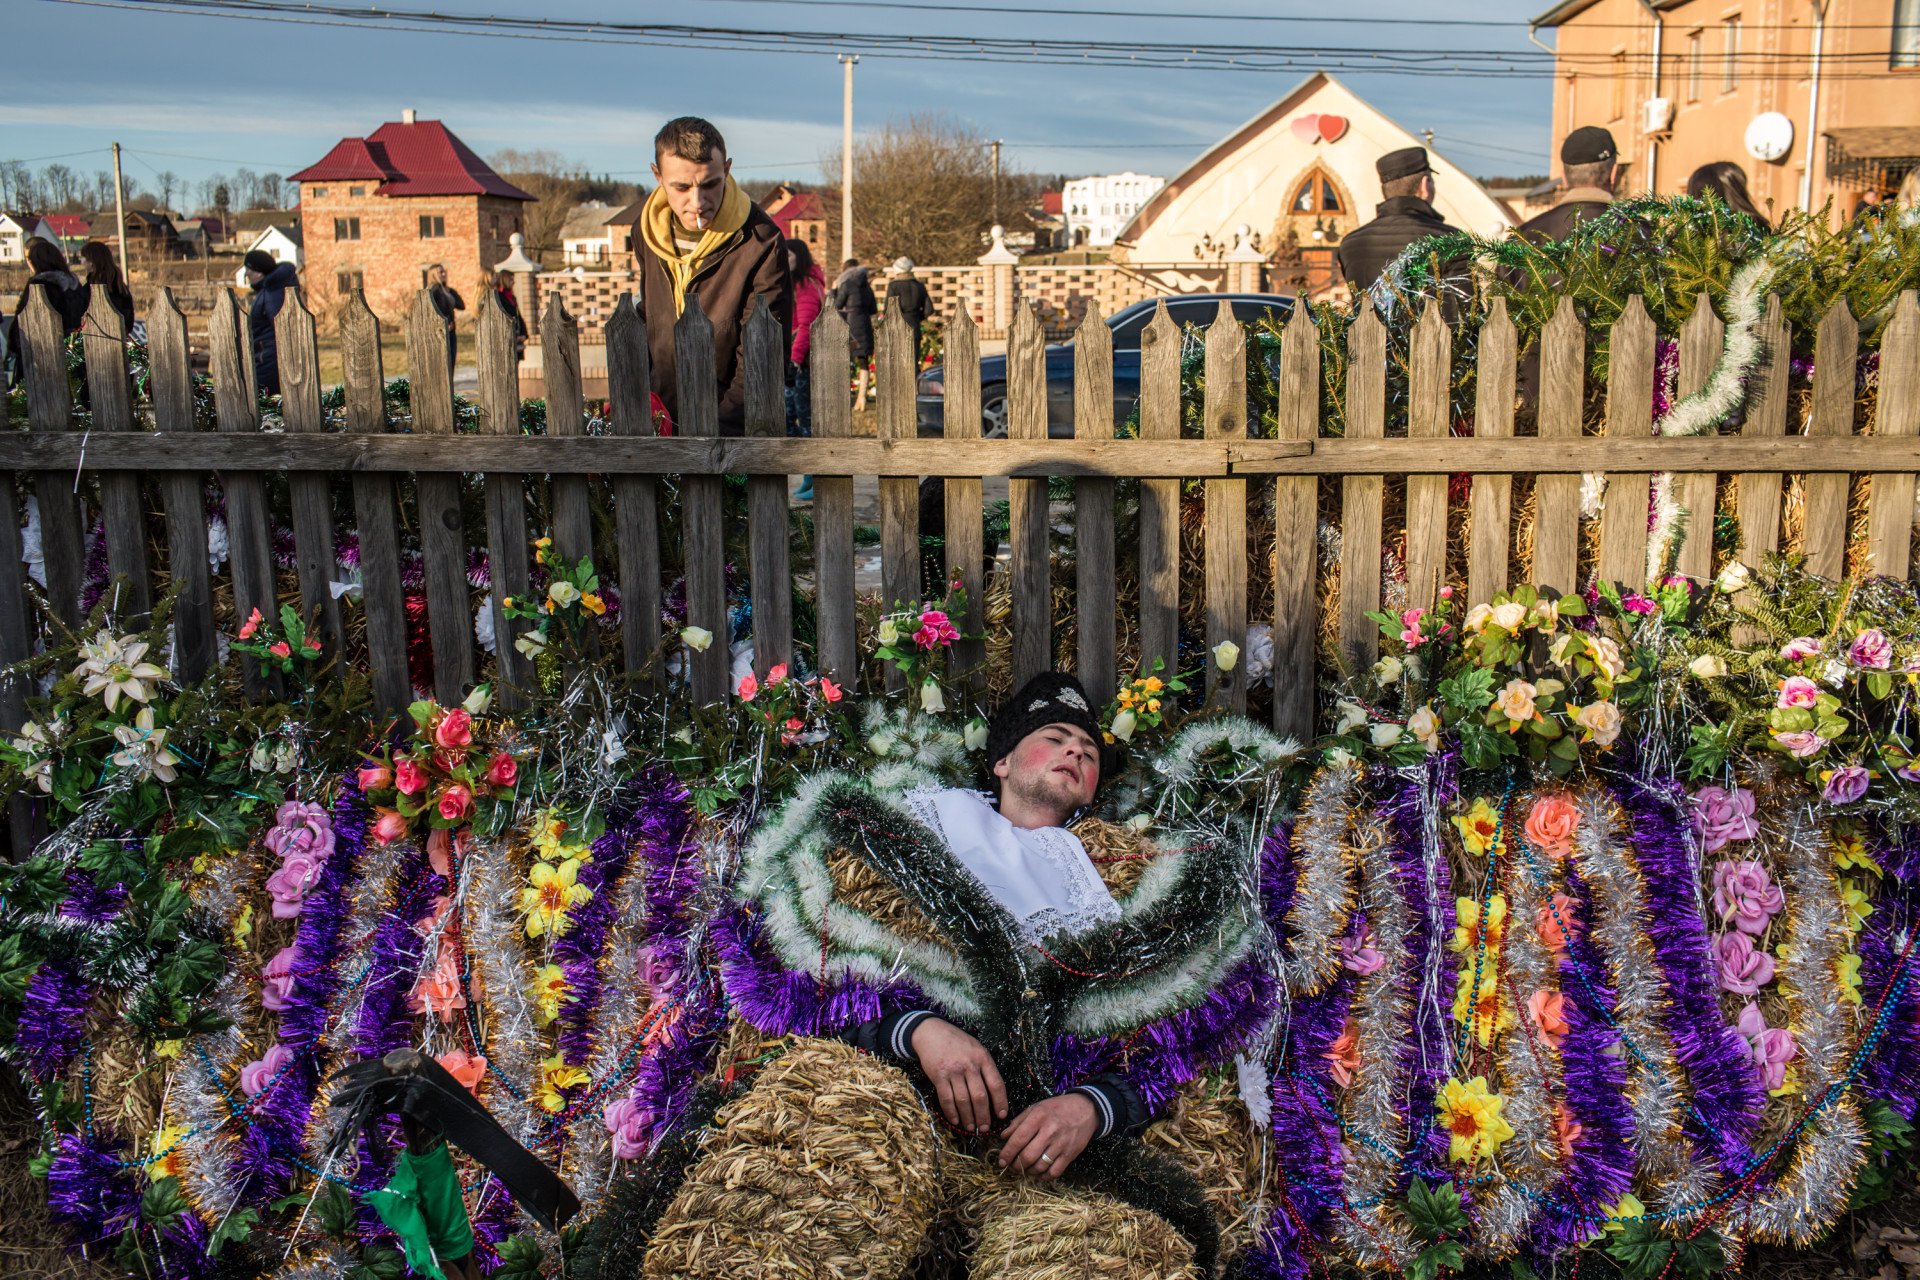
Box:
xmin=1711 ymin=860 xmax=1784 ymax=935
xmin=1734 ymin=1002 xmax=1798 ymax=1092
xmin=262 ymin=800 xmax=335 ymax=919
xmin=1690 ymin=785 xmax=1758 ymax=853
xmin=914 ymin=609 xmax=960 ymax=649
xmin=603 ymin=1094 xmax=655 ymax=1161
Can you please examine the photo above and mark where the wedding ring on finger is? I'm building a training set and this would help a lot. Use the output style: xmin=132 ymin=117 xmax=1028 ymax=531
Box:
xmin=1038 ymin=1152 xmax=1053 ymax=1164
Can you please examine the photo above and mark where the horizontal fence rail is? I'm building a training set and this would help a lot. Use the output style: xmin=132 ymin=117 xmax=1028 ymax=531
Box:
xmin=3 ymin=277 xmax=1919 ymax=756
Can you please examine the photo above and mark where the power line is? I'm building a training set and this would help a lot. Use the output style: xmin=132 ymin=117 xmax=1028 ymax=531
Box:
xmin=0 ymin=147 xmax=110 ymax=166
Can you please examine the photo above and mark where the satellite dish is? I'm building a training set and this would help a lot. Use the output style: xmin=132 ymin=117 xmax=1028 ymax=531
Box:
xmin=1745 ymin=112 xmax=1795 ymax=164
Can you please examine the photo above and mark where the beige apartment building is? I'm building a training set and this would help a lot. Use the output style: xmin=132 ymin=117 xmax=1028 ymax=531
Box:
xmin=1533 ymin=0 xmax=1920 ymax=222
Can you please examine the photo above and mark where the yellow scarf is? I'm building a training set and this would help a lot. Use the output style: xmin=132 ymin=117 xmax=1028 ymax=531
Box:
xmin=639 ymin=177 xmax=752 ymax=316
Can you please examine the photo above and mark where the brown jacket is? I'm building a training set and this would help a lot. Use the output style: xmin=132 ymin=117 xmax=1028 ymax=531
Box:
xmin=1513 ymin=186 xmax=1616 ymax=245
xmin=636 ymin=202 xmax=792 ymax=435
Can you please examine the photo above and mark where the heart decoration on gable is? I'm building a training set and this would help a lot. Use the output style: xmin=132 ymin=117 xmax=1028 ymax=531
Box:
xmin=1290 ymin=114 xmax=1351 ymax=144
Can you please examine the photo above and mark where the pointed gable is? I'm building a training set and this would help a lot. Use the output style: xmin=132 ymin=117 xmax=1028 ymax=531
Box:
xmin=291 ymin=119 xmax=535 ymax=201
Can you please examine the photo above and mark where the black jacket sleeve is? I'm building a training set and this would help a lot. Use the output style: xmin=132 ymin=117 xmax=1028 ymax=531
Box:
xmin=837 ymin=1007 xmax=937 ymax=1068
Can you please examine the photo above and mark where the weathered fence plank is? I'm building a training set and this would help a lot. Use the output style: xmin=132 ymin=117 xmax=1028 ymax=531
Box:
xmin=477 ymin=290 xmax=534 ymax=707
xmin=1271 ymin=304 xmax=1320 ymax=741
xmin=339 ymin=292 xmax=410 ymax=712
xmin=1204 ymin=301 xmax=1248 ymax=712
xmin=810 ymin=306 xmax=857 ymax=684
xmin=542 ymin=295 xmax=593 ymax=566
xmin=1805 ymin=299 xmax=1860 ymax=580
xmin=82 ymin=285 xmax=152 ymax=622
xmin=1073 ymin=301 xmax=1117 ymax=703
xmin=0 ymin=384 xmax=35 ymax=857
xmin=1597 ymin=296 xmax=1655 ymax=585
xmin=1008 ymin=303 xmax=1051 ymax=687
xmin=147 ymin=290 xmax=215 ymax=682
xmin=1866 ymin=292 xmax=1920 ymax=580
xmin=1340 ymin=306 xmax=1386 ymax=671
xmin=1735 ymin=296 xmax=1791 ymax=575
xmin=274 ymin=289 xmax=342 ymax=659
xmin=877 ymin=308 xmax=920 ymax=673
xmin=406 ymin=287 xmax=475 ymax=702
xmin=1533 ymin=296 xmax=1584 ymax=594
xmin=21 ymin=286 xmax=84 ymax=628
xmin=943 ymin=306 xmax=986 ymax=690
xmin=1136 ymin=302 xmax=1182 ymax=679
xmin=676 ymin=296 xmax=727 ymax=703
xmin=208 ymin=289 xmax=278 ymax=657
xmin=606 ymin=295 xmax=662 ymax=682
xmin=1672 ymin=290 xmax=1725 ymax=582
xmin=745 ymin=299 xmax=793 ymax=679
xmin=1469 ymin=299 xmax=1516 ymax=606
xmin=1404 ymin=301 xmax=1452 ymax=611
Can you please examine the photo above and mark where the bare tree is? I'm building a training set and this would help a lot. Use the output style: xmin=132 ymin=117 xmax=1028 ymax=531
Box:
xmin=154 ymin=170 xmax=178 ymax=212
xmin=0 ymin=160 xmax=21 ymax=209
xmin=260 ymin=173 xmax=284 ymax=208
xmin=43 ymin=164 xmax=79 ymax=209
xmin=820 ymin=114 xmax=1042 ymax=267
xmin=93 ymin=170 xmax=114 ymax=209
xmin=488 ymin=148 xmax=647 ymax=268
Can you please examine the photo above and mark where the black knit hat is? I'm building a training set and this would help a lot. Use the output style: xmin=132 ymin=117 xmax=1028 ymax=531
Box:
xmin=243 ymin=249 xmax=277 ymax=275
xmin=986 ymin=671 xmax=1115 ymax=787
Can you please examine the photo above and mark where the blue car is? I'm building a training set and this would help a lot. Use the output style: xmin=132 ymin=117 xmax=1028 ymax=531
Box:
xmin=915 ymin=292 xmax=1295 ymax=437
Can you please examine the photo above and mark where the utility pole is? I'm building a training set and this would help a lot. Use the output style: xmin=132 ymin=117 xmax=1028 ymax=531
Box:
xmin=840 ymin=54 xmax=858 ymax=266
xmin=111 ymin=142 xmax=129 ymax=276
xmin=1422 ymin=128 xmax=1435 ymax=149
xmin=990 ymin=139 xmax=1003 ymax=225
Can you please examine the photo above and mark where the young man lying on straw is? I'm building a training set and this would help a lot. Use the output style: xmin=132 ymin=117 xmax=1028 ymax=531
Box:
xmin=581 ymin=671 xmax=1279 ymax=1279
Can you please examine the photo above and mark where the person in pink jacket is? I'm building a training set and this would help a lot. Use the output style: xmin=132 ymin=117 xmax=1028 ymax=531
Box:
xmin=786 ymin=237 xmax=826 ymax=500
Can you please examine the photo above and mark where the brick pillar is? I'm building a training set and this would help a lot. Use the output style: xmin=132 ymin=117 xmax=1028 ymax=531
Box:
xmin=978 ymin=224 xmax=1017 ymax=340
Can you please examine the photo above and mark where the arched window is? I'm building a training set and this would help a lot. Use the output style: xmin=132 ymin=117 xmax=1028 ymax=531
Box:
xmin=1288 ymin=169 xmax=1345 ymax=215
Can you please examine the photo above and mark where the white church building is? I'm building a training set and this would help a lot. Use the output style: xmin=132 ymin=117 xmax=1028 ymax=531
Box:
xmin=1063 ymin=172 xmax=1167 ymax=248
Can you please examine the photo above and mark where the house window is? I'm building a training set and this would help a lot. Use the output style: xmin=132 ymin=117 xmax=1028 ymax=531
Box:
xmin=333 ymin=217 xmax=361 ymax=240
xmin=1288 ymin=172 xmax=1344 ymax=213
xmin=349 ymin=186 xmax=365 ymax=196
xmin=1611 ymin=49 xmax=1629 ymax=120
xmin=1686 ymin=31 xmax=1703 ymax=100
xmin=419 ymin=215 xmax=446 ymax=238
xmin=1896 ymin=0 xmax=1919 ymax=68
xmin=1722 ymin=16 xmax=1742 ymax=91
xmin=335 ymin=270 xmax=364 ymax=294
xmin=309 ymin=187 xmax=327 ymax=197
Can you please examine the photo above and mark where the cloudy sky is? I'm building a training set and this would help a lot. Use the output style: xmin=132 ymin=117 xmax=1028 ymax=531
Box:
xmin=8 ymin=0 xmax=1558 ymax=192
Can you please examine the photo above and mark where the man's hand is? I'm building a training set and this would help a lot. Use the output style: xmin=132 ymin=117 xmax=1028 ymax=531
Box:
xmin=908 ymin=1017 xmax=1008 ymax=1135
xmin=997 ymin=1093 xmax=1099 ymax=1181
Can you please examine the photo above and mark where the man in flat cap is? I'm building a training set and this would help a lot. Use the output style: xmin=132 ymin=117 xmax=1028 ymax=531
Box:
xmin=1334 ymin=146 xmax=1461 ymax=290
xmin=1515 ymin=125 xmax=1621 ymax=244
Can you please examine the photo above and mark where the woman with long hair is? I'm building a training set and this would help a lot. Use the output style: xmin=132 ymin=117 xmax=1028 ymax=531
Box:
xmin=7 ymin=238 xmax=88 ymax=385
xmin=1686 ymin=161 xmax=1769 ymax=230
xmin=78 ymin=240 xmax=135 ymax=334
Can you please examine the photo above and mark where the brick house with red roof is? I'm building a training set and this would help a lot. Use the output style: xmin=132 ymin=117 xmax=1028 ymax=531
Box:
xmin=289 ymin=110 xmax=535 ymax=321
xmin=762 ymin=184 xmax=827 ymax=260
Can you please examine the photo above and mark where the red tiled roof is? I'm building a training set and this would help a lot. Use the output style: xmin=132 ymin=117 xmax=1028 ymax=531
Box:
xmin=43 ymin=214 xmax=91 ymax=236
xmin=766 ymin=190 xmax=825 ymax=235
xmin=290 ymin=120 xmax=535 ymax=201
xmin=1041 ymin=191 xmax=1063 ymax=216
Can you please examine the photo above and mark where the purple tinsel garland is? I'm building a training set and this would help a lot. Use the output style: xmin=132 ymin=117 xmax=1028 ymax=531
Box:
xmin=711 ymin=901 xmax=919 ymax=1036
xmin=1609 ymin=774 xmax=1765 ymax=1178
xmin=229 ymin=787 xmax=367 ymax=1205
xmin=1529 ymin=867 xmax=1636 ymax=1254
xmin=550 ymin=798 xmax=650 ymax=1067
xmin=16 ymin=871 xmax=123 ymax=1079
xmin=1382 ymin=773 xmax=1457 ymax=1179
xmin=1257 ymin=972 xmax=1358 ymax=1280
xmin=45 ymin=1131 xmax=140 ymax=1246
xmin=1859 ymin=829 xmax=1920 ymax=1123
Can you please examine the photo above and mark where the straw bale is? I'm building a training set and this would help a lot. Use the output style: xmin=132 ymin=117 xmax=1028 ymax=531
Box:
xmin=828 ymin=845 xmax=954 ymax=951
xmin=1141 ymin=1071 xmax=1261 ymax=1260
xmin=643 ymin=1039 xmax=942 ymax=1279
xmin=1072 ymin=818 xmax=1161 ymax=900
xmin=964 ymin=1179 xmax=1196 ymax=1279
xmin=84 ymin=1013 xmax=165 ymax=1141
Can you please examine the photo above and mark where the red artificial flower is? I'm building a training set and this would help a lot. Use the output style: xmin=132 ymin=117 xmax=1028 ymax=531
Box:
xmin=737 ymin=673 xmax=759 ymax=701
xmin=436 ymin=784 xmax=474 ymax=822
xmin=819 ymin=676 xmax=843 ymax=703
xmin=268 ymin=641 xmax=292 ymax=659
xmin=485 ymin=751 xmax=518 ymax=787
xmin=766 ymin=662 xmax=788 ymax=684
xmin=394 ymin=757 xmax=428 ymax=796
xmin=434 ymin=707 xmax=474 ymax=749
xmin=372 ymin=807 xmax=409 ymax=845
xmin=237 ymin=607 xmax=263 ymax=640
xmin=358 ymin=762 xmax=393 ymax=792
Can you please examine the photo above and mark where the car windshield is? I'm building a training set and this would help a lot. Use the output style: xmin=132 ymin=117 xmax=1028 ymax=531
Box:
xmin=1107 ymin=298 xmax=1290 ymax=350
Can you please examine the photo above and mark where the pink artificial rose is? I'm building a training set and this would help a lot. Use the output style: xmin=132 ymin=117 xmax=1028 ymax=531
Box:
xmin=913 ymin=610 xmax=959 ymax=649
xmin=604 ymin=1094 xmax=654 ymax=1161
xmin=485 ymin=751 xmax=517 ymax=788
xmin=265 ymin=800 xmax=334 ymax=862
xmin=371 ymin=807 xmax=409 ymax=845
xmin=1536 ymin=893 xmax=1581 ymax=957
xmin=434 ymin=708 xmax=474 ymax=749
xmin=358 ymin=762 xmax=393 ymax=792
xmin=239 ymin=1043 xmax=294 ymax=1098
xmin=1849 ymin=628 xmax=1893 ymax=670
xmin=1735 ymin=1002 xmax=1798 ymax=1091
xmin=1713 ymin=931 xmax=1776 ymax=996
xmin=766 ymin=662 xmax=789 ymax=685
xmin=436 ymin=1048 xmax=487 ymax=1095
xmin=1337 ymin=923 xmax=1384 ymax=976
xmin=1711 ymin=860 xmax=1786 ymax=935
xmin=1690 ymin=785 xmax=1759 ymax=853
xmin=1779 ymin=636 xmax=1822 ymax=662
xmin=268 ymin=641 xmax=292 ymax=659
xmin=394 ymin=757 xmax=428 ymax=796
xmin=436 ymin=784 xmax=474 ymax=822
xmin=737 ymin=673 xmax=759 ymax=701
xmin=406 ymin=941 xmax=467 ymax=1022
xmin=1776 ymin=676 xmax=1821 ymax=709
xmin=265 ymin=851 xmax=325 ymax=918
xmin=1823 ymin=764 xmax=1870 ymax=806
xmin=1773 ymin=729 xmax=1824 ymax=759
xmin=426 ymin=828 xmax=453 ymax=877
xmin=1621 ymin=592 xmax=1657 ymax=614
xmin=237 ymin=607 xmax=262 ymax=640
xmin=261 ymin=945 xmax=300 ymax=1012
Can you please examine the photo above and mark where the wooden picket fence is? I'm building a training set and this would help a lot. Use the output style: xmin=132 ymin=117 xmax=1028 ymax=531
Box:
xmin=2 ymin=277 xmax=1919 ymax=767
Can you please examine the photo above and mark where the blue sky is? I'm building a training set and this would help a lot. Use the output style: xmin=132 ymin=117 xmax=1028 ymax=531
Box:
xmin=6 ymin=0 xmax=1557 ymax=193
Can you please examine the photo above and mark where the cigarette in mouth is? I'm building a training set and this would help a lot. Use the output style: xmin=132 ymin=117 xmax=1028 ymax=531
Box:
xmin=695 ymin=214 xmax=709 ymax=230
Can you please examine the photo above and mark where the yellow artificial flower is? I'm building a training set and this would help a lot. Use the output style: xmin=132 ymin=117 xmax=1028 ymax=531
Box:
xmin=1603 ymin=1194 xmax=1646 ymax=1232
xmin=530 ymin=810 xmax=585 ymax=863
xmin=535 ymin=1053 xmax=589 ymax=1113
xmin=1451 ymin=893 xmax=1509 ymax=954
xmin=1143 ymin=676 xmax=1164 ymax=693
xmin=1839 ymin=881 xmax=1874 ymax=934
xmin=1453 ymin=798 xmax=1501 ymax=857
xmin=531 ymin=963 xmax=570 ymax=1025
xmin=153 ymin=1039 xmax=182 ymax=1060
xmin=581 ymin=592 xmax=606 ymax=616
xmin=520 ymin=857 xmax=593 ymax=938
xmin=1450 ymin=965 xmax=1516 ymax=1047
xmin=1838 ymin=952 xmax=1864 ymax=1005
xmin=1831 ymin=827 xmax=1882 ymax=876
xmin=1770 ymin=1065 xmax=1801 ymax=1098
xmin=232 ymin=902 xmax=253 ymax=945
xmin=148 ymin=1123 xmax=190 ymax=1182
xmin=1438 ymin=1075 xmax=1515 ymax=1164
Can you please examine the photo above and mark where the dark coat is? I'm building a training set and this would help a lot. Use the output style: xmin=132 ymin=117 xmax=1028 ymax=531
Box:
xmin=884 ymin=275 xmax=931 ymax=335
xmin=429 ymin=284 xmax=465 ymax=326
xmin=248 ymin=261 xmax=299 ymax=397
xmin=8 ymin=269 xmax=89 ymax=384
xmin=1513 ymin=188 xmax=1615 ymax=245
xmin=1334 ymin=196 xmax=1462 ymax=289
xmin=636 ymin=202 xmax=792 ymax=436
xmin=833 ymin=266 xmax=877 ymax=359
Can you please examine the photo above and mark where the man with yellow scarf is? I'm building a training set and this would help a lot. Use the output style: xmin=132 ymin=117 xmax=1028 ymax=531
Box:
xmin=635 ymin=117 xmax=791 ymax=436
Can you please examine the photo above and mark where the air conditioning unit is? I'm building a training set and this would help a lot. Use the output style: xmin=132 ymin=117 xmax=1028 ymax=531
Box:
xmin=1643 ymin=96 xmax=1675 ymax=135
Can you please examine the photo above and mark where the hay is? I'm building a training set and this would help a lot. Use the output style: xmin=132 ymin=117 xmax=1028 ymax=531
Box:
xmin=828 ymin=845 xmax=955 ymax=952
xmin=1072 ymin=818 xmax=1160 ymax=900
xmin=1140 ymin=1071 xmax=1262 ymax=1261
xmin=964 ymin=1178 xmax=1197 ymax=1279
xmin=643 ymin=1039 xmax=942 ymax=1279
